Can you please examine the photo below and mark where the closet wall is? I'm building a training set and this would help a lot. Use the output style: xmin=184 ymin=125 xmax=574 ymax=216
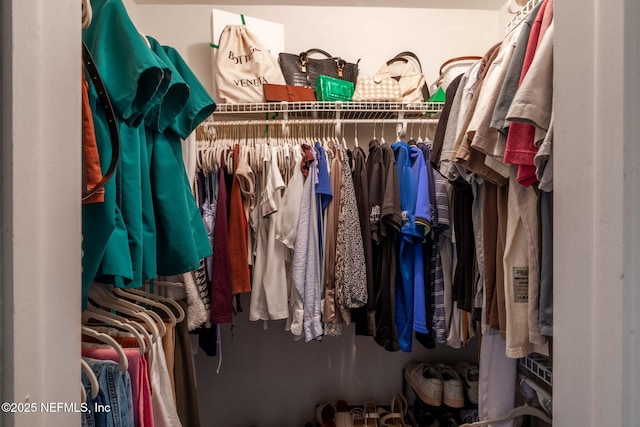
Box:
xmin=135 ymin=4 xmax=503 ymax=96
xmin=131 ymin=3 xmax=503 ymax=426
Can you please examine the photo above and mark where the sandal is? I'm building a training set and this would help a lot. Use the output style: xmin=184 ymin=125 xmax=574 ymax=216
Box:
xmin=317 ymin=402 xmax=337 ymax=427
xmin=336 ymin=400 xmax=354 ymax=427
xmin=380 ymin=394 xmax=408 ymax=427
xmin=364 ymin=401 xmax=380 ymax=426
xmin=391 ymin=394 xmax=408 ymax=419
xmin=351 ymin=407 xmax=366 ymax=426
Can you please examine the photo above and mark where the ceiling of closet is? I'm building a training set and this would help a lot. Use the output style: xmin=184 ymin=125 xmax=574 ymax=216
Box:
xmin=133 ymin=0 xmax=505 ymax=10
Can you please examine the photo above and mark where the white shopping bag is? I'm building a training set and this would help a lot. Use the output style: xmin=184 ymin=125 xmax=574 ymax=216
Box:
xmin=213 ymin=25 xmax=285 ymax=103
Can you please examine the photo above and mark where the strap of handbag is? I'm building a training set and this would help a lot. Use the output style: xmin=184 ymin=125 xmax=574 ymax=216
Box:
xmin=388 ymin=51 xmax=425 ymax=72
xmin=386 ymin=51 xmax=430 ymax=100
xmin=82 ymin=41 xmax=120 ymax=202
xmin=301 ymin=48 xmax=335 ymax=59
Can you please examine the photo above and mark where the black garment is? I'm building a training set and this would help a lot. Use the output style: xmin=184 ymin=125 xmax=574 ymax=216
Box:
xmin=351 ymin=147 xmax=376 ymax=336
xmin=369 ymin=141 xmax=401 ymax=351
xmin=451 ymin=179 xmax=475 ymax=313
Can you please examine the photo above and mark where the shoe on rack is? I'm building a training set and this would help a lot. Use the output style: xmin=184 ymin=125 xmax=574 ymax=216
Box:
xmin=363 ymin=401 xmax=380 ymax=426
xmin=390 ymin=394 xmax=408 ymax=419
xmin=379 ymin=394 xmax=408 ymax=427
xmin=317 ymin=402 xmax=337 ymax=427
xmin=454 ymin=361 xmax=479 ymax=405
xmin=351 ymin=407 xmax=366 ymax=426
xmin=412 ymin=397 xmax=440 ymax=427
xmin=438 ymin=412 xmax=459 ymax=427
xmin=336 ymin=400 xmax=354 ymax=427
xmin=404 ymin=362 xmax=444 ymax=407
xmin=437 ymin=364 xmax=465 ymax=408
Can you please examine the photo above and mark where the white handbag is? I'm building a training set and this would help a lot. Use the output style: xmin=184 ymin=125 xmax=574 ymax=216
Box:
xmin=352 ymin=64 xmax=402 ymax=102
xmin=213 ymin=25 xmax=286 ymax=103
xmin=385 ymin=52 xmax=429 ymax=102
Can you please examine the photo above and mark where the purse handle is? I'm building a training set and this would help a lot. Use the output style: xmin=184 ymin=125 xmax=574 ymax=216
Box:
xmin=387 ymin=51 xmax=425 ymax=72
xmin=300 ymin=48 xmax=334 ymax=59
xmin=439 ymin=56 xmax=482 ymax=75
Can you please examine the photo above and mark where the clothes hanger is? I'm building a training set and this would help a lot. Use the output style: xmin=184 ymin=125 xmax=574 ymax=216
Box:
xmin=82 ymin=305 xmax=149 ymax=354
xmin=396 ymin=120 xmax=408 ymax=142
xmin=87 ymin=284 xmax=161 ymax=342
xmin=416 ymin=120 xmax=424 ymax=144
xmin=459 ymin=404 xmax=552 ymax=427
xmin=91 ymin=284 xmax=166 ymax=335
xmin=81 ymin=0 xmax=92 ymax=30
xmin=86 ymin=294 xmax=158 ymax=346
xmin=80 ymin=358 xmax=99 ymax=399
xmin=354 ymin=122 xmax=359 ymax=148
xmin=127 ymin=286 xmax=186 ymax=324
xmin=112 ymin=287 xmax=177 ymax=327
xmin=81 ymin=326 xmax=129 ymax=373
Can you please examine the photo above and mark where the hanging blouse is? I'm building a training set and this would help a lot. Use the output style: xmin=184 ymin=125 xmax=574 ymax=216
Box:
xmin=82 ymin=0 xmax=166 ymax=305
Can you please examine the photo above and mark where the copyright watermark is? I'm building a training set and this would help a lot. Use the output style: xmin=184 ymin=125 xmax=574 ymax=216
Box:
xmin=1 ymin=402 xmax=111 ymax=413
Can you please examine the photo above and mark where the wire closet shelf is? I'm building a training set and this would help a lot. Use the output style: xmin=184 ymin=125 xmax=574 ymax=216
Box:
xmin=209 ymin=101 xmax=445 ymax=123
xmin=505 ymin=0 xmax=543 ymax=35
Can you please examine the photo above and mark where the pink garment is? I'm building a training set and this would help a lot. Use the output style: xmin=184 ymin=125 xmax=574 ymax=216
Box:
xmin=503 ymin=0 xmax=550 ymax=186
xmin=82 ymin=347 xmax=154 ymax=427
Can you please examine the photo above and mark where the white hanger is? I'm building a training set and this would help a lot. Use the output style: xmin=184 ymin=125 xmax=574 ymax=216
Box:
xmin=123 ymin=287 xmax=185 ymax=324
xmin=459 ymin=404 xmax=552 ymax=427
xmin=416 ymin=120 xmax=425 ymax=144
xmin=141 ymin=34 xmax=151 ymax=48
xmin=81 ymin=0 xmax=92 ymax=30
xmin=380 ymin=121 xmax=387 ymax=145
xmin=94 ymin=285 xmax=167 ymax=337
xmin=87 ymin=284 xmax=161 ymax=341
xmin=354 ymin=122 xmax=359 ymax=148
xmin=80 ymin=359 xmax=99 ymax=399
xmin=82 ymin=305 xmax=149 ymax=354
xmin=396 ymin=120 xmax=407 ymax=141
xmin=81 ymin=326 xmax=129 ymax=373
xmin=112 ymin=287 xmax=177 ymax=327
xmin=89 ymin=284 xmax=165 ymax=338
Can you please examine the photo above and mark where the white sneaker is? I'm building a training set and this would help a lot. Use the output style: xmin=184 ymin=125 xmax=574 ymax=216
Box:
xmin=404 ymin=362 xmax=444 ymax=406
xmin=437 ymin=364 xmax=465 ymax=408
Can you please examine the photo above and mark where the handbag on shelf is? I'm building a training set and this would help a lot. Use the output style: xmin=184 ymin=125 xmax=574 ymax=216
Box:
xmin=351 ymin=63 xmax=402 ymax=102
xmin=278 ymin=48 xmax=359 ymax=90
xmin=315 ymin=75 xmax=354 ymax=102
xmin=263 ymin=83 xmax=316 ymax=102
xmin=213 ymin=24 xmax=286 ymax=103
xmin=431 ymin=55 xmax=482 ymax=93
xmin=386 ymin=51 xmax=430 ymax=102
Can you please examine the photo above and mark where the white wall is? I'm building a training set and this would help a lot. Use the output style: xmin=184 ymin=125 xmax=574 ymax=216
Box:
xmin=136 ymin=4 xmax=502 ymax=97
xmin=1 ymin=0 xmax=81 ymax=426
xmin=123 ymin=0 xmax=138 ymax=19
xmin=497 ymin=0 xmax=512 ymax=34
xmin=555 ymin=0 xmax=640 ymax=425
